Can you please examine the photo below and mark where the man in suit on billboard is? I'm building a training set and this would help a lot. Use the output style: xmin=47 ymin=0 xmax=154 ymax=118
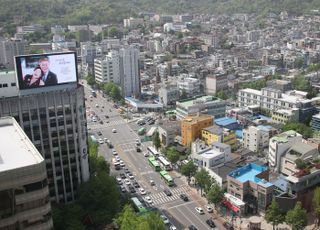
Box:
xmin=39 ymin=56 xmax=58 ymax=86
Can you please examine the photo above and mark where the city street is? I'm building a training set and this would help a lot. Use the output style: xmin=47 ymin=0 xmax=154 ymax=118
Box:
xmin=83 ymin=83 xmax=225 ymax=230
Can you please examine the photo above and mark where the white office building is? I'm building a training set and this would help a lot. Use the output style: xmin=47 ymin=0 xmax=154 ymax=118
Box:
xmin=94 ymin=50 xmax=120 ymax=84
xmin=120 ymin=46 xmax=140 ymax=97
xmin=0 ymin=71 xmax=90 ymax=203
xmin=177 ymin=76 xmax=201 ymax=97
xmin=268 ymin=130 xmax=302 ymax=172
xmin=0 ymin=117 xmax=53 ymax=229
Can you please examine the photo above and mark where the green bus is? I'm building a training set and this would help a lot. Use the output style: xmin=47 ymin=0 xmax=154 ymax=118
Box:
xmin=138 ymin=127 xmax=146 ymax=135
xmin=159 ymin=170 xmax=174 ymax=186
xmin=131 ymin=197 xmax=148 ymax=215
xmin=148 ymin=157 xmax=161 ymax=171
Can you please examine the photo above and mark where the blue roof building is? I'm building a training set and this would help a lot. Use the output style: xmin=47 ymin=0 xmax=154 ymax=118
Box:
xmin=215 ymin=117 xmax=239 ymax=130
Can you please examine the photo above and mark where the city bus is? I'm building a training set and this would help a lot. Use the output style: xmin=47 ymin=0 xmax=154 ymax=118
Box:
xmin=138 ymin=127 xmax=146 ymax=135
xmin=131 ymin=197 xmax=148 ymax=215
xmin=147 ymin=146 xmax=160 ymax=158
xmin=159 ymin=170 xmax=174 ymax=186
xmin=158 ymin=156 xmax=172 ymax=171
xmin=148 ymin=157 xmax=161 ymax=171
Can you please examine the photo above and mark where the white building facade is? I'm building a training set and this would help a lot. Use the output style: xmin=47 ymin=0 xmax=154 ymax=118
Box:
xmin=94 ymin=50 xmax=120 ymax=84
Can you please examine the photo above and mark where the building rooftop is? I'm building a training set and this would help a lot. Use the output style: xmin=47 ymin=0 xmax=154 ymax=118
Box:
xmin=202 ymin=125 xmax=223 ymax=135
xmin=0 ymin=117 xmax=44 ymax=173
xmin=183 ymin=115 xmax=213 ymax=124
xmin=177 ymin=95 xmax=223 ymax=108
xmin=215 ymin=117 xmax=238 ymax=127
xmin=270 ymin=130 xmax=301 ymax=144
xmin=228 ymin=163 xmax=273 ymax=187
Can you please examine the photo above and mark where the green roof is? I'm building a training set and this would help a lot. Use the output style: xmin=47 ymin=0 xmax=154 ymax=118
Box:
xmin=177 ymin=95 xmax=221 ymax=108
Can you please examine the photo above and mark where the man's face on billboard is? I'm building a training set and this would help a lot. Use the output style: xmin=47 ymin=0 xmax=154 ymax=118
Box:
xmin=40 ymin=60 xmax=49 ymax=73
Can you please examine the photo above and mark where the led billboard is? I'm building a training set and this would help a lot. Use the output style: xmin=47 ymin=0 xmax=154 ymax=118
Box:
xmin=15 ymin=52 xmax=78 ymax=89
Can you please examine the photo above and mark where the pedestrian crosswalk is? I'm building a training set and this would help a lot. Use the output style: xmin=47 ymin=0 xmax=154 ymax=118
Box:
xmin=88 ymin=119 xmax=126 ymax=130
xmin=148 ymin=185 xmax=192 ymax=206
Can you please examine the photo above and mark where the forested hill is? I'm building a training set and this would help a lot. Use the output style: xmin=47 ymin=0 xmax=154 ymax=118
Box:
xmin=1 ymin=0 xmax=320 ymax=27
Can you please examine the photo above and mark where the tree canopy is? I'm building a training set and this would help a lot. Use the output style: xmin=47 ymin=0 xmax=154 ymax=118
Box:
xmin=153 ymin=131 xmax=161 ymax=150
xmin=180 ymin=161 xmax=197 ymax=185
xmin=265 ymin=199 xmax=285 ymax=230
xmin=282 ymin=123 xmax=313 ymax=138
xmin=313 ymin=187 xmax=320 ymax=227
xmin=195 ymin=168 xmax=212 ymax=195
xmin=285 ymin=201 xmax=307 ymax=230
xmin=166 ymin=147 xmax=180 ymax=164
xmin=207 ymin=183 xmax=224 ymax=207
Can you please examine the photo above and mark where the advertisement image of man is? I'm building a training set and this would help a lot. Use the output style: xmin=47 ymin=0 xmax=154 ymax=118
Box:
xmin=39 ymin=57 xmax=58 ymax=86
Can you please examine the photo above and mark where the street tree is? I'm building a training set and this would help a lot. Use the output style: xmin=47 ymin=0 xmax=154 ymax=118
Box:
xmin=313 ymin=187 xmax=320 ymax=227
xmin=195 ymin=168 xmax=212 ymax=195
xmin=86 ymin=74 xmax=95 ymax=86
xmin=153 ymin=131 xmax=161 ymax=150
xmin=166 ymin=147 xmax=180 ymax=164
xmin=180 ymin=161 xmax=197 ymax=185
xmin=144 ymin=212 xmax=166 ymax=230
xmin=207 ymin=183 xmax=224 ymax=209
xmin=285 ymin=201 xmax=307 ymax=230
xmin=103 ymin=82 xmax=114 ymax=95
xmin=265 ymin=199 xmax=285 ymax=230
xmin=110 ymin=85 xmax=122 ymax=101
xmin=115 ymin=205 xmax=139 ymax=230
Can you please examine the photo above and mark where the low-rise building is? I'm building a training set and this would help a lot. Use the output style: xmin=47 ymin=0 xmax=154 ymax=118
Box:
xmin=268 ymin=130 xmax=303 ymax=171
xmin=271 ymin=108 xmax=299 ymax=124
xmin=176 ymin=95 xmax=226 ymax=119
xmin=312 ymin=113 xmax=320 ymax=131
xmin=205 ymin=72 xmax=228 ymax=95
xmin=177 ymin=76 xmax=201 ymax=98
xmin=215 ymin=117 xmax=239 ymax=130
xmin=0 ymin=117 xmax=52 ymax=229
xmin=201 ymin=125 xmax=237 ymax=150
xmin=159 ymin=82 xmax=179 ymax=107
xmin=192 ymin=142 xmax=232 ymax=168
xmin=181 ymin=115 xmax=214 ymax=147
xmin=123 ymin=17 xmax=144 ymax=28
xmin=227 ymin=163 xmax=273 ymax=215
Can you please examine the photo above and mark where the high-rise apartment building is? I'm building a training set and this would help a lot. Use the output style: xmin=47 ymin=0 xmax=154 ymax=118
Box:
xmin=94 ymin=50 xmax=120 ymax=84
xmin=0 ymin=117 xmax=53 ymax=229
xmin=0 ymin=38 xmax=28 ymax=70
xmin=0 ymin=71 xmax=89 ymax=203
xmin=120 ymin=46 xmax=140 ymax=98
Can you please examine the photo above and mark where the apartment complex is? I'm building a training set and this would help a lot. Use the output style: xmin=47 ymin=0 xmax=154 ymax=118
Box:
xmin=271 ymin=108 xmax=299 ymax=124
xmin=94 ymin=50 xmax=120 ymax=84
xmin=243 ymin=125 xmax=273 ymax=152
xmin=0 ymin=117 xmax=52 ymax=229
xmin=177 ymin=77 xmax=201 ymax=97
xmin=120 ymin=46 xmax=140 ymax=97
xmin=176 ymin=95 xmax=226 ymax=119
xmin=237 ymin=87 xmax=315 ymax=122
xmin=0 ymin=72 xmax=90 ymax=203
xmin=181 ymin=115 xmax=213 ymax=147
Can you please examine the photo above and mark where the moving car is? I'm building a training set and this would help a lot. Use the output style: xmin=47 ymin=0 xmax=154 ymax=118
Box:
xmin=150 ymin=180 xmax=155 ymax=186
xmin=164 ymin=189 xmax=172 ymax=196
xmin=104 ymin=137 xmax=108 ymax=143
xmin=112 ymin=150 xmax=118 ymax=155
xmin=195 ymin=207 xmax=204 ymax=215
xmin=144 ymin=196 xmax=153 ymax=204
xmin=97 ymin=131 xmax=102 ymax=136
xmin=120 ymin=173 xmax=126 ymax=179
xmin=112 ymin=128 xmax=117 ymax=133
xmin=124 ymin=179 xmax=131 ymax=185
xmin=160 ymin=215 xmax=170 ymax=225
xmin=170 ymin=225 xmax=177 ymax=230
xmin=128 ymin=173 xmax=134 ymax=180
xmin=180 ymin=193 xmax=189 ymax=201
xmin=120 ymin=186 xmax=126 ymax=193
xmin=143 ymin=152 xmax=149 ymax=157
xmin=116 ymin=177 xmax=122 ymax=185
xmin=128 ymin=185 xmax=135 ymax=193
xmin=136 ymin=147 xmax=141 ymax=152
xmin=98 ymin=138 xmax=104 ymax=144
xmin=139 ymin=188 xmax=146 ymax=195
xmin=188 ymin=225 xmax=197 ymax=230
xmin=206 ymin=218 xmax=216 ymax=228
xmin=132 ymin=181 xmax=140 ymax=188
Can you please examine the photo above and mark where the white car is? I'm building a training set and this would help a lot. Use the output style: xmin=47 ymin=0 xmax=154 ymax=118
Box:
xmin=128 ymin=174 xmax=134 ymax=180
xmin=145 ymin=196 xmax=153 ymax=204
xmin=160 ymin=215 xmax=170 ymax=225
xmin=169 ymin=225 xmax=177 ymax=230
xmin=143 ymin=152 xmax=149 ymax=157
xmin=116 ymin=177 xmax=122 ymax=185
xmin=104 ymin=138 xmax=108 ymax=143
xmin=120 ymin=162 xmax=125 ymax=167
xmin=124 ymin=178 xmax=131 ymax=185
xmin=112 ymin=128 xmax=117 ymax=133
xmin=195 ymin=207 xmax=204 ymax=215
xmin=206 ymin=205 xmax=213 ymax=213
xmin=139 ymin=188 xmax=146 ymax=195
xmin=98 ymin=138 xmax=104 ymax=144
xmin=115 ymin=156 xmax=121 ymax=161
xmin=112 ymin=150 xmax=118 ymax=156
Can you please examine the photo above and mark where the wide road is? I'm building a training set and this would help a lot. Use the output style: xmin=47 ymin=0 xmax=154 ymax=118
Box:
xmin=83 ymin=83 xmax=226 ymax=230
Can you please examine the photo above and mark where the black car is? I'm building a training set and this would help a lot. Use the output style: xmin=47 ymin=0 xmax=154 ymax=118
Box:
xmin=180 ymin=193 xmax=189 ymax=201
xmin=120 ymin=173 xmax=126 ymax=179
xmin=99 ymin=120 xmax=103 ymax=124
xmin=115 ymin=165 xmax=121 ymax=170
xmin=206 ymin=219 xmax=216 ymax=228
xmin=105 ymin=115 xmax=109 ymax=119
xmin=128 ymin=186 xmax=135 ymax=193
xmin=188 ymin=225 xmax=197 ymax=230
xmin=133 ymin=181 xmax=140 ymax=188
xmin=97 ymin=131 xmax=102 ymax=136
xmin=136 ymin=147 xmax=141 ymax=152
xmin=164 ymin=189 xmax=172 ymax=196
xmin=124 ymin=168 xmax=130 ymax=174
xmin=223 ymin=222 xmax=234 ymax=230
xmin=120 ymin=186 xmax=126 ymax=193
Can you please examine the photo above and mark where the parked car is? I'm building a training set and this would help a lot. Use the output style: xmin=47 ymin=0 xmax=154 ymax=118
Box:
xmin=120 ymin=186 xmax=126 ymax=193
xmin=97 ymin=131 xmax=102 ymax=136
xmin=195 ymin=207 xmax=204 ymax=215
xmin=139 ymin=188 xmax=146 ymax=195
xmin=206 ymin=218 xmax=216 ymax=228
xmin=120 ymin=173 xmax=126 ymax=179
xmin=188 ymin=225 xmax=197 ymax=230
xmin=144 ymin=196 xmax=153 ymax=204
xmin=160 ymin=215 xmax=170 ymax=225
xmin=112 ymin=128 xmax=117 ymax=133
xmin=206 ymin=205 xmax=213 ymax=213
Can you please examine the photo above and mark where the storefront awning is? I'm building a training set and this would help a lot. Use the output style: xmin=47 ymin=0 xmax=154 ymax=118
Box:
xmin=223 ymin=200 xmax=239 ymax=213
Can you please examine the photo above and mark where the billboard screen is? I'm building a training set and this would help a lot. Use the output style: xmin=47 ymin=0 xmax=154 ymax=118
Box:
xmin=15 ymin=52 xmax=78 ymax=90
